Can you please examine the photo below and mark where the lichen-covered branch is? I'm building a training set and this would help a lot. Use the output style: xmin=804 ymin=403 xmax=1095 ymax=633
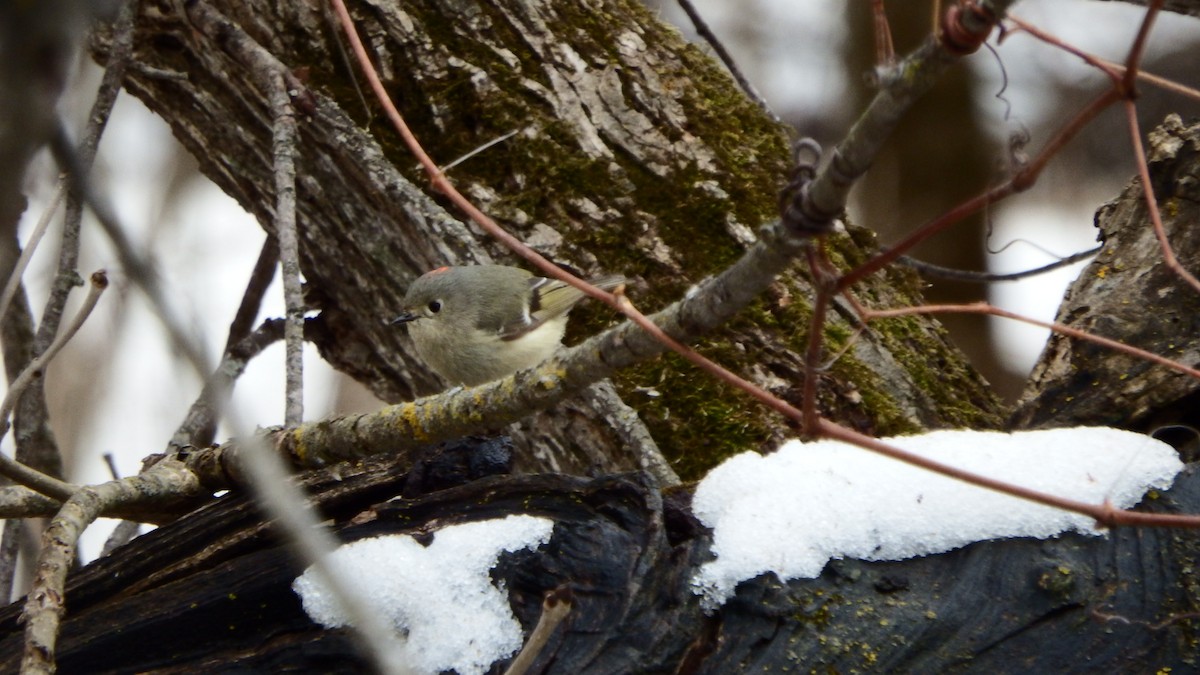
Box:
xmin=20 ymin=459 xmax=203 ymax=673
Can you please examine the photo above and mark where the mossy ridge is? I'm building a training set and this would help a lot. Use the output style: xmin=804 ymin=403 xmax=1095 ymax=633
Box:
xmin=317 ymin=1 xmax=1001 ymax=462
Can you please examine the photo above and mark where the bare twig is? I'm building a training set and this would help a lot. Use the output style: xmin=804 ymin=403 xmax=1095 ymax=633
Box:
xmin=585 ymin=380 xmax=680 ymax=486
xmin=98 ymin=453 xmax=141 ymax=556
xmin=0 ymin=271 xmax=108 ymax=440
xmin=20 ymin=459 xmax=203 ymax=674
xmin=35 ymin=0 xmax=137 ymax=355
xmin=871 ymin=0 xmax=896 ymax=66
xmin=674 ymin=0 xmax=776 ymax=120
xmin=50 ymin=123 xmax=213 ymax=378
xmin=897 ymin=244 xmax=1102 ymax=283
xmin=1122 ymin=0 xmax=1163 ymax=92
xmin=864 ymin=302 xmax=1200 ymax=381
xmin=504 ymin=587 xmax=573 ymax=675
xmin=172 ymin=241 xmax=280 ymax=448
xmin=226 ymin=237 xmax=280 ymax=354
xmin=0 ymin=271 xmax=108 ymax=501
xmin=319 ymin=1 xmax=372 ymax=120
xmin=838 ymin=88 xmax=1121 ymax=291
xmin=783 ymin=0 xmax=1007 ymax=239
xmin=1005 ymin=15 xmax=1128 ymax=85
xmin=814 ymin=418 xmax=1200 ymax=530
xmin=270 ymin=73 xmax=305 ymax=427
xmin=1123 ymin=99 xmax=1200 ymax=294
xmin=98 ymin=520 xmax=141 ymax=558
xmin=439 ymin=129 xmax=521 ymax=173
xmin=0 ymin=181 xmax=64 ymax=332
xmin=172 ymin=319 xmax=286 ymax=448
xmin=0 ymin=487 xmax=61 ymax=519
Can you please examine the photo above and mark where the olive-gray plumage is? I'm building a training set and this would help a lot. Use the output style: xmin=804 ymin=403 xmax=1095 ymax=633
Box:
xmin=394 ymin=265 xmax=623 ymax=386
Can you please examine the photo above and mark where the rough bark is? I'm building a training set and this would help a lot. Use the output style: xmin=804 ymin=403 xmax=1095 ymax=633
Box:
xmin=95 ymin=0 xmax=1000 ymax=481
xmin=1012 ymin=115 xmax=1200 ymax=436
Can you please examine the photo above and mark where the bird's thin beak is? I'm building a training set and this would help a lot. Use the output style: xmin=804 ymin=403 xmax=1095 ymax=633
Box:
xmin=391 ymin=311 xmax=419 ymax=325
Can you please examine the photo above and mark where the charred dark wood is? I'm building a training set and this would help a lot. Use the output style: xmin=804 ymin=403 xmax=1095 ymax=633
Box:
xmin=3 ymin=451 xmax=1199 ymax=673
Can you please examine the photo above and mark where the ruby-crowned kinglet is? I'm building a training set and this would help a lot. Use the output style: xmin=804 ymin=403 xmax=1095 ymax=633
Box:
xmin=393 ymin=265 xmax=624 ymax=386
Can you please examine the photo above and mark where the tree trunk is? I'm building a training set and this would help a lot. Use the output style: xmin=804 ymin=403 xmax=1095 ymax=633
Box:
xmin=96 ymin=0 xmax=1001 ymax=480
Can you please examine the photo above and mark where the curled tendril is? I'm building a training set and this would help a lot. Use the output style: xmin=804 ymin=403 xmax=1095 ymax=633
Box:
xmin=778 ymin=138 xmax=835 ymax=238
xmin=941 ymin=1 xmax=998 ymax=56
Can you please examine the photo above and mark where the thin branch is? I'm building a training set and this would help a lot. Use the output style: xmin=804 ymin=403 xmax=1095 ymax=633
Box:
xmin=49 ymin=123 xmax=213 ymax=378
xmin=864 ymin=301 xmax=1200 ymax=381
xmin=440 ymin=129 xmax=521 ymax=173
xmin=837 ymin=88 xmax=1121 ymax=290
xmin=171 ymin=320 xmax=286 ymax=447
xmin=782 ymin=0 xmax=1007 ymax=239
xmin=34 ymin=0 xmax=138 ymax=356
xmin=270 ymin=73 xmax=305 ymax=427
xmin=319 ymin=1 xmax=373 ymax=121
xmin=872 ymin=0 xmax=896 ymax=66
xmin=585 ymin=380 xmax=680 ymax=486
xmin=20 ymin=460 xmax=204 ymax=674
xmin=0 ymin=181 xmax=64 ymax=334
xmin=504 ymin=587 xmax=573 ymax=675
xmin=0 ymin=279 xmax=38 ymax=603
xmin=674 ymin=0 xmax=776 ymax=119
xmin=0 ymin=522 xmax=17 ymax=604
xmin=0 ymin=487 xmax=61 ymax=519
xmin=813 ymin=419 xmax=1200 ymax=529
xmin=1122 ymin=0 xmax=1163 ymax=92
xmin=98 ymin=454 xmax=141 ymax=557
xmin=1104 ymin=58 xmax=1200 ymax=101
xmin=0 ymin=482 xmax=201 ymax=523
xmin=1006 ymin=15 xmax=1127 ymax=86
xmin=0 ymin=272 xmax=108 ymax=501
xmin=0 ymin=271 xmax=108 ymax=439
xmin=1123 ymin=99 xmax=1200 ymax=294
xmin=897 ymin=244 xmax=1102 ymax=283
xmin=225 ymin=237 xmax=279 ymax=355
xmin=172 ymin=242 xmax=280 ymax=448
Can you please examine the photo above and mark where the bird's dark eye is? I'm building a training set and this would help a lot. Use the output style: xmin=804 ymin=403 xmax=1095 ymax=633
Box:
xmin=427 ymin=300 xmax=442 ymax=313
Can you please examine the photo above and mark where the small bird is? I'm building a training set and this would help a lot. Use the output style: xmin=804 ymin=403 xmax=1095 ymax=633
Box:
xmin=393 ymin=265 xmax=624 ymax=386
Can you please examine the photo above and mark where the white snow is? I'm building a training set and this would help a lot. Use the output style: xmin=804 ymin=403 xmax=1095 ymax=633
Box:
xmin=292 ymin=514 xmax=554 ymax=675
xmin=690 ymin=427 xmax=1183 ymax=609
